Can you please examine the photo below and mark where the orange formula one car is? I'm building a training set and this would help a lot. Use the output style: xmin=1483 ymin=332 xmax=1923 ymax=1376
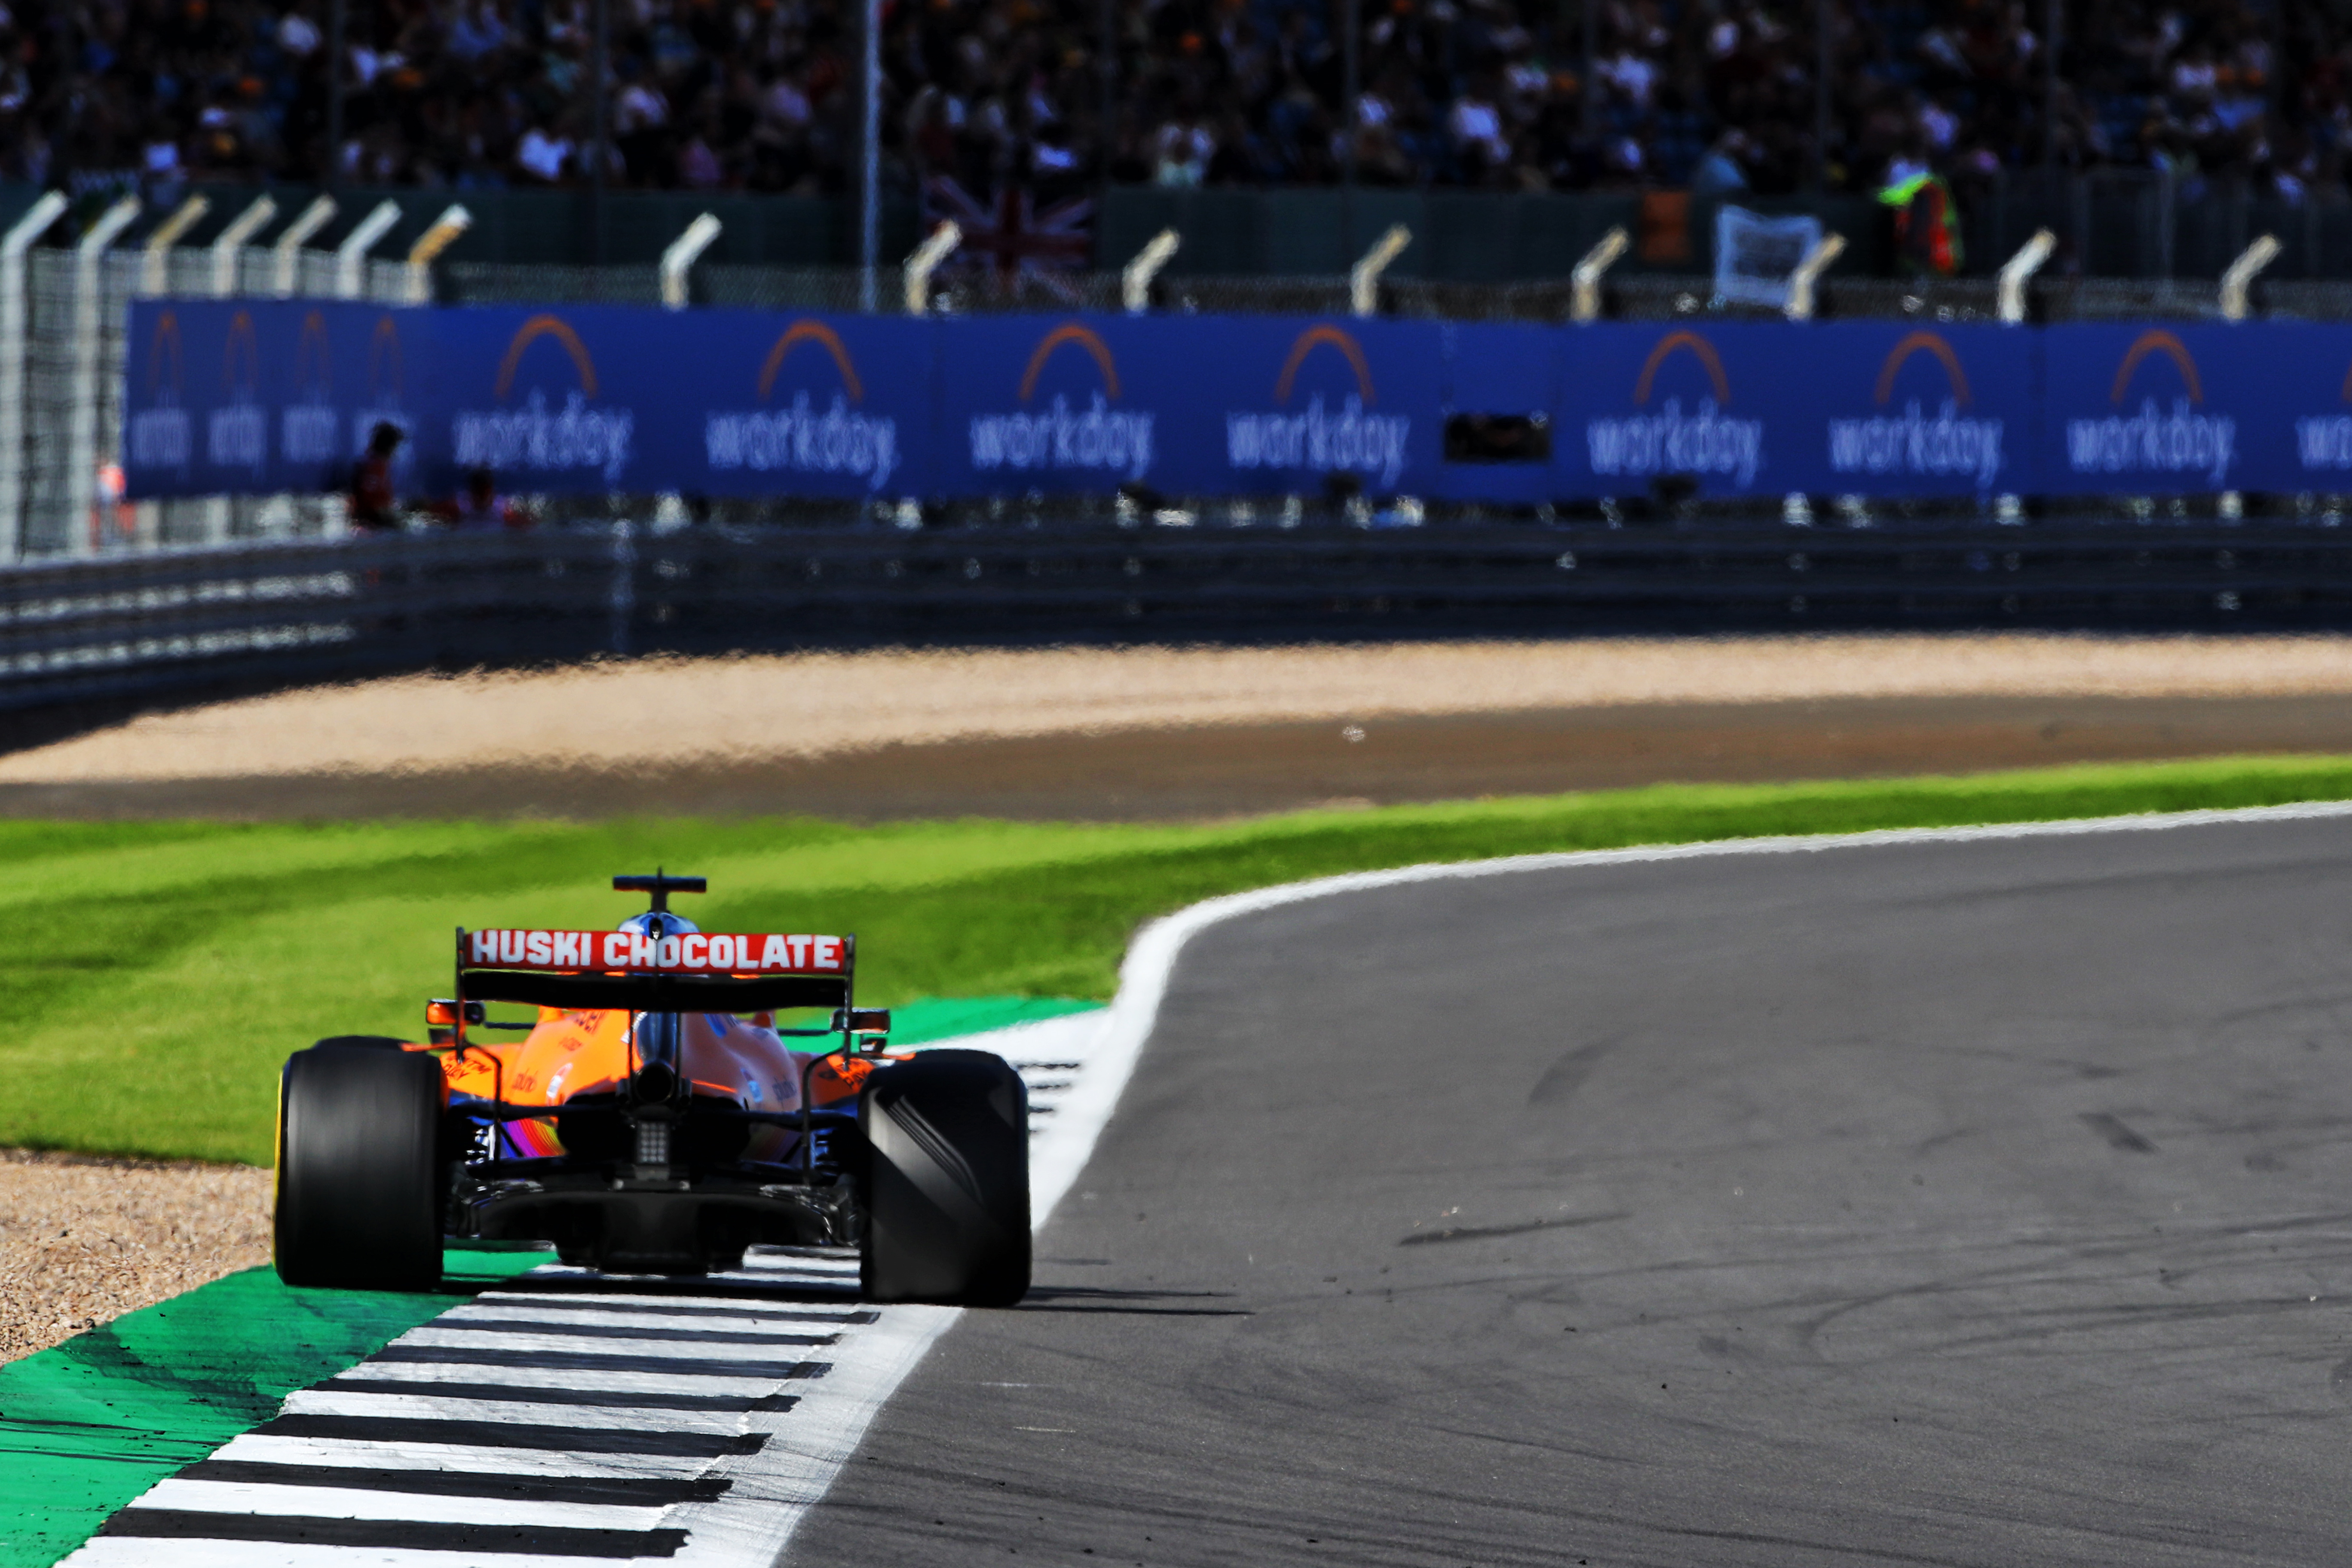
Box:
xmin=272 ymin=873 xmax=1030 ymax=1305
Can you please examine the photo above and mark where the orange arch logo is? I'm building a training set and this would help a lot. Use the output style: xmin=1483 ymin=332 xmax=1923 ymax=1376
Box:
xmin=1874 ymin=331 xmax=1971 ymax=406
xmin=368 ymin=315 xmax=404 ymax=398
xmin=1632 ymin=331 xmax=1730 ymax=405
xmin=222 ymin=310 xmax=260 ymax=398
xmin=495 ymin=314 xmax=598 ymax=399
xmin=294 ymin=310 xmax=332 ymax=398
xmin=1274 ymin=325 xmax=1375 ymax=404
xmin=1019 ymin=323 xmax=1120 ymax=402
xmin=2110 ymin=330 xmax=2202 ymax=404
xmin=147 ymin=311 xmax=184 ymax=398
xmin=757 ymin=320 xmax=863 ymax=402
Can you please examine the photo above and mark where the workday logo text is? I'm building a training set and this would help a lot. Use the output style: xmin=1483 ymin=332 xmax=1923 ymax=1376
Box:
xmin=208 ymin=309 xmax=267 ymax=475
xmin=2065 ymin=331 xmax=2234 ymax=484
xmin=129 ymin=311 xmax=191 ymax=474
xmin=969 ymin=324 xmax=1153 ymax=481
xmin=453 ymin=315 xmax=634 ymax=482
xmin=1226 ymin=326 xmax=1409 ymax=486
xmin=707 ymin=321 xmax=898 ymax=490
xmin=1826 ymin=331 xmax=2004 ymax=490
xmin=1587 ymin=332 xmax=1764 ymax=487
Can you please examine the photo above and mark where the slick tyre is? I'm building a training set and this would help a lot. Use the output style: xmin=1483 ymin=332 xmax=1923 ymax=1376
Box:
xmin=275 ymin=1043 xmax=445 ymax=1291
xmin=860 ymin=1049 xmax=1031 ymax=1306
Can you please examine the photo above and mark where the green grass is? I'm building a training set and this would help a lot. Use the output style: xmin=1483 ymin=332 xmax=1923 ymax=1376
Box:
xmin=9 ymin=752 xmax=2352 ymax=1165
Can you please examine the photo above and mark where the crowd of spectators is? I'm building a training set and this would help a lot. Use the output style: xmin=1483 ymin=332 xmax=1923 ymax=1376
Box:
xmin=0 ymin=0 xmax=2341 ymax=207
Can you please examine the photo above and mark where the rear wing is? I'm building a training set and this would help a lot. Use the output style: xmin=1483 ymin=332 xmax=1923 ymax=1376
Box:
xmin=456 ymin=927 xmax=854 ymax=1016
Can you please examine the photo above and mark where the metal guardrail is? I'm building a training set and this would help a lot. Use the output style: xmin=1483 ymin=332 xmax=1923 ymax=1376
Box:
xmin=6 ymin=522 xmax=2352 ymax=713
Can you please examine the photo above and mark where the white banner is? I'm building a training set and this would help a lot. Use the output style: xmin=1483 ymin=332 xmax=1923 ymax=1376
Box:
xmin=1713 ymin=207 xmax=1825 ymax=310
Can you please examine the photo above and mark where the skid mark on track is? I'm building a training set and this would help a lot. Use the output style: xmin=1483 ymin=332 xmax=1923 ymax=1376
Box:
xmin=1527 ymin=1036 xmax=1621 ymax=1106
xmin=1398 ymin=1212 xmax=1632 ymax=1247
xmin=2079 ymin=1112 xmax=2158 ymax=1153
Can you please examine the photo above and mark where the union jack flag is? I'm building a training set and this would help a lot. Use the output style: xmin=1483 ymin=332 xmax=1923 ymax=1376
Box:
xmin=922 ymin=176 xmax=1094 ymax=301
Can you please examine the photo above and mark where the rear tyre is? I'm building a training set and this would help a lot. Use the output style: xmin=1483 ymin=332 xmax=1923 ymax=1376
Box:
xmin=860 ymin=1049 xmax=1030 ymax=1306
xmin=275 ymin=1043 xmax=445 ymax=1291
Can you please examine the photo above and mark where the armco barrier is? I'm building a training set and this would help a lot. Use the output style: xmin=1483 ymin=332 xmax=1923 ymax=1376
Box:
xmin=9 ymin=521 xmax=2352 ymax=712
xmin=121 ymin=301 xmax=2352 ymax=507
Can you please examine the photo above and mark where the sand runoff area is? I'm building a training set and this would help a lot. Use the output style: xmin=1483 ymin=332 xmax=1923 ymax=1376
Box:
xmin=0 ymin=1149 xmax=270 ymax=1361
xmin=4 ymin=635 xmax=2352 ymax=818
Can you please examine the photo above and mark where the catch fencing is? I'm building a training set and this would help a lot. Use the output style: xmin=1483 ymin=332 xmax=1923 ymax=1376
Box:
xmin=9 ymin=518 xmax=2352 ymax=713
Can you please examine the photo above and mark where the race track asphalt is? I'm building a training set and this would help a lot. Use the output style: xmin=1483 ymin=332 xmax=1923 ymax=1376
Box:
xmin=788 ymin=814 xmax=2352 ymax=1568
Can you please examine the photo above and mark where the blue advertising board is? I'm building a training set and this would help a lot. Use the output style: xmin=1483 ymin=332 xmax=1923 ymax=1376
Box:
xmin=116 ymin=298 xmax=2352 ymax=505
xmin=1549 ymin=320 xmax=2038 ymax=501
xmin=2038 ymin=322 xmax=2352 ymax=497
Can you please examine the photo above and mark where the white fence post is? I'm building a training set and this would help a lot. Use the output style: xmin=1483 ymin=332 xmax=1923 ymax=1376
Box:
xmin=273 ymin=195 xmax=338 ymax=297
xmin=70 ymin=196 xmax=142 ymax=559
xmin=1121 ymin=229 xmax=1181 ymax=314
xmin=1570 ymin=226 xmax=1629 ymax=324
xmin=336 ymin=200 xmax=402 ymax=300
xmin=2219 ymin=234 xmax=2282 ymax=322
xmin=1350 ymin=225 xmax=1411 ymax=318
xmin=1783 ymin=232 xmax=1846 ymax=322
xmin=210 ymin=195 xmax=276 ymax=294
xmin=903 ymin=221 xmax=961 ymax=315
xmin=660 ymin=214 xmax=723 ymax=309
xmin=1997 ymin=229 xmax=2057 ymax=324
xmin=141 ymin=196 xmax=209 ymax=295
xmin=0 ymin=191 xmax=67 ymax=563
xmin=403 ymin=204 xmax=472 ymax=305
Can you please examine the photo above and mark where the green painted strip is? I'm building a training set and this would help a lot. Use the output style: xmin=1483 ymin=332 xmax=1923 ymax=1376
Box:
xmin=0 ymin=1248 xmax=547 ymax=1568
xmin=888 ymin=995 xmax=1102 ymax=1045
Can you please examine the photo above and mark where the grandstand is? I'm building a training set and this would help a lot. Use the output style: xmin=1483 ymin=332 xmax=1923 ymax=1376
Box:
xmin=1 ymin=0 xmax=2322 ymax=213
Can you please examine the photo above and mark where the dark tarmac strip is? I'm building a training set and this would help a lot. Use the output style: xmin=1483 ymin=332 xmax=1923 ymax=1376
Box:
xmin=791 ymin=813 xmax=2352 ymax=1567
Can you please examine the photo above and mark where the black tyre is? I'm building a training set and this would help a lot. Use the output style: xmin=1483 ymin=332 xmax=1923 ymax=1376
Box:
xmin=275 ymin=1043 xmax=446 ymax=1291
xmin=860 ymin=1049 xmax=1030 ymax=1306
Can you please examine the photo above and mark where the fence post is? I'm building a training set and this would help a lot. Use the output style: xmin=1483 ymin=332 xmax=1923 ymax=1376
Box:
xmin=70 ymin=196 xmax=142 ymax=560
xmin=1570 ymin=226 xmax=1629 ymax=323
xmin=2219 ymin=233 xmax=2281 ymax=322
xmin=1121 ymin=229 xmax=1181 ymax=314
xmin=141 ymin=196 xmax=210 ymax=295
xmin=1783 ymin=232 xmax=1844 ymax=321
xmin=660 ymin=214 xmax=724 ymax=309
xmin=1997 ymin=228 xmax=2056 ymax=323
xmin=1350 ymin=224 xmax=1411 ymax=318
xmin=0 ymin=191 xmax=67 ymax=564
xmin=903 ymin=221 xmax=962 ymax=314
xmin=336 ymin=200 xmax=403 ymax=300
xmin=403 ymin=205 xmax=471 ymax=305
xmin=210 ymin=195 xmax=277 ymax=294
xmin=273 ymin=195 xmax=338 ymax=297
